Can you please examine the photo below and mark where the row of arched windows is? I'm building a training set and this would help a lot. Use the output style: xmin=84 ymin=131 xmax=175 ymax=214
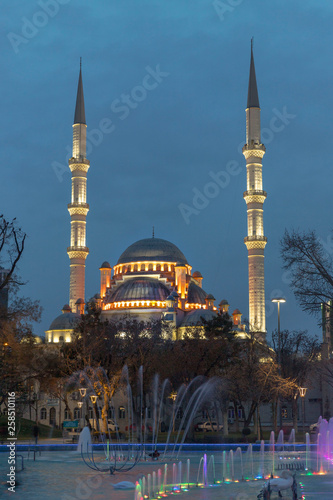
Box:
xmin=116 ymin=263 xmax=174 ymax=274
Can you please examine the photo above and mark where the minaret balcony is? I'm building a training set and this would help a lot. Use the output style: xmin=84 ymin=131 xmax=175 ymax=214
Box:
xmin=242 ymin=142 xmax=266 ymax=152
xmin=244 ymin=235 xmax=267 ymax=243
xmin=243 ymin=190 xmax=267 ymax=198
xmin=69 ymin=157 xmax=89 ymax=165
xmin=68 ymin=203 xmax=89 ymax=209
xmin=67 ymin=246 xmax=89 ymax=253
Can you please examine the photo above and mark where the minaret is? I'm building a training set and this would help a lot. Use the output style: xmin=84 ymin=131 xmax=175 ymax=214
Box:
xmin=243 ymin=41 xmax=267 ymax=339
xmin=67 ymin=60 xmax=89 ymax=310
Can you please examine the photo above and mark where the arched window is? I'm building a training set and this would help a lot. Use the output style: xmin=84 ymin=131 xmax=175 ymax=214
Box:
xmin=64 ymin=408 xmax=70 ymax=420
xmin=74 ymin=407 xmax=81 ymax=419
xmin=156 ymin=264 xmax=161 ymax=271
xmin=148 ymin=264 xmax=153 ymax=271
xmin=134 ymin=264 xmax=138 ymax=272
xmin=59 ymin=336 xmax=64 ymax=342
xmin=89 ymin=407 xmax=94 ymax=419
xmin=118 ymin=406 xmax=126 ymax=419
xmin=40 ymin=408 xmax=47 ymax=420
xmin=163 ymin=264 xmax=168 ymax=272
xmin=141 ymin=264 xmax=145 ymax=271
xmin=49 ymin=407 xmax=56 ymax=426
xmin=108 ymin=406 xmax=115 ymax=419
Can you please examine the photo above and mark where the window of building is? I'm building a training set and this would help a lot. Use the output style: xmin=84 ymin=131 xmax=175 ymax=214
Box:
xmin=141 ymin=264 xmax=145 ymax=271
xmin=156 ymin=264 xmax=161 ymax=271
xmin=64 ymin=408 xmax=70 ymax=420
xmin=228 ymin=407 xmax=235 ymax=420
xmin=40 ymin=408 xmax=47 ymax=420
xmin=148 ymin=264 xmax=153 ymax=271
xmin=49 ymin=407 xmax=56 ymax=426
xmin=119 ymin=406 xmax=126 ymax=419
xmin=74 ymin=407 xmax=81 ymax=419
xmin=108 ymin=406 xmax=115 ymax=419
xmin=281 ymin=407 xmax=288 ymax=419
xmin=88 ymin=407 xmax=94 ymax=419
xmin=237 ymin=407 xmax=245 ymax=419
xmin=176 ymin=407 xmax=183 ymax=419
xmin=134 ymin=264 xmax=138 ymax=272
xmin=59 ymin=336 xmax=64 ymax=342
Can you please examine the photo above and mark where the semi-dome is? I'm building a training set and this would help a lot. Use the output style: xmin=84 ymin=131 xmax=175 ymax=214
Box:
xmin=181 ymin=309 xmax=217 ymax=327
xmin=117 ymin=238 xmax=188 ymax=266
xmin=105 ymin=277 xmax=170 ymax=303
xmin=187 ymin=281 xmax=208 ymax=304
xmin=48 ymin=312 xmax=81 ymax=331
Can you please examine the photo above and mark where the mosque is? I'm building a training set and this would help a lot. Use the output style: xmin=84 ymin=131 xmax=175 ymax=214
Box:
xmin=45 ymin=45 xmax=267 ymax=345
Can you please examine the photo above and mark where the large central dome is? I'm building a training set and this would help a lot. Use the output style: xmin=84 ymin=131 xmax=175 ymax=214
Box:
xmin=117 ymin=238 xmax=188 ymax=265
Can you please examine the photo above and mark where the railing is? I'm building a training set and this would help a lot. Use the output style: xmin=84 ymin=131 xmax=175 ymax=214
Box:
xmin=243 ymin=190 xmax=267 ymax=197
xmin=67 ymin=246 xmax=89 ymax=253
xmin=244 ymin=235 xmax=267 ymax=242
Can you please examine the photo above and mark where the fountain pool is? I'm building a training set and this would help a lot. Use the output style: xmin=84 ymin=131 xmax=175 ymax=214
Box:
xmin=1 ymin=445 xmax=332 ymax=499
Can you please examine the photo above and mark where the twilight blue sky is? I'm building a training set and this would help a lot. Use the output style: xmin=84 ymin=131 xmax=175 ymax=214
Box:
xmin=1 ymin=0 xmax=332 ymax=340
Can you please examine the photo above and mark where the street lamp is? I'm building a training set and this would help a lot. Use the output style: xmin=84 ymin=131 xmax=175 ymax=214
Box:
xmin=90 ymin=395 xmax=98 ymax=432
xmin=272 ymin=297 xmax=286 ymax=430
xmin=169 ymin=391 xmax=177 ymax=434
xmin=299 ymin=387 xmax=307 ymax=434
xmin=79 ymin=388 xmax=87 ymax=397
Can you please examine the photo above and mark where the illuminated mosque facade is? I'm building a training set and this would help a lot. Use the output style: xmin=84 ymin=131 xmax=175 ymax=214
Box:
xmin=45 ymin=47 xmax=266 ymax=344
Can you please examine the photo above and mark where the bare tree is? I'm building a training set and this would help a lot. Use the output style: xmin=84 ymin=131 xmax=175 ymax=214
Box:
xmin=281 ymin=229 xmax=333 ymax=315
xmin=0 ymin=215 xmax=26 ymax=290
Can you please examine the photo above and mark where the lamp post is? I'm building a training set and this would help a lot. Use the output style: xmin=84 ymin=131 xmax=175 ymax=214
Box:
xmin=169 ymin=391 xmax=177 ymax=435
xmin=299 ymin=387 xmax=307 ymax=434
xmin=90 ymin=395 xmax=98 ymax=434
xmin=78 ymin=401 xmax=83 ymax=429
xmin=272 ymin=297 xmax=286 ymax=430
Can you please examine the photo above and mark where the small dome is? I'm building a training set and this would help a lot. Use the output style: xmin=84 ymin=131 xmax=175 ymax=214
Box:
xmin=206 ymin=294 xmax=215 ymax=300
xmin=48 ymin=312 xmax=80 ymax=331
xmin=105 ymin=277 xmax=170 ymax=303
xmin=166 ymin=295 xmax=176 ymax=302
xmin=61 ymin=304 xmax=71 ymax=313
xmin=93 ymin=294 xmax=101 ymax=299
xmin=192 ymin=271 xmax=202 ymax=278
xmin=219 ymin=299 xmax=229 ymax=305
xmin=117 ymin=238 xmax=188 ymax=265
xmin=171 ymin=290 xmax=180 ymax=298
xmin=187 ymin=282 xmax=208 ymax=304
xmin=75 ymin=298 xmax=85 ymax=304
xmin=100 ymin=261 xmax=111 ymax=269
xmin=233 ymin=309 xmax=241 ymax=315
xmin=181 ymin=309 xmax=217 ymax=327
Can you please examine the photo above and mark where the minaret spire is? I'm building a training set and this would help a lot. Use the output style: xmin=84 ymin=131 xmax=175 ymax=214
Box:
xmin=243 ymin=42 xmax=267 ymax=340
xmin=74 ymin=58 xmax=86 ymax=125
xmin=67 ymin=61 xmax=90 ymax=310
xmin=247 ymin=38 xmax=260 ymax=109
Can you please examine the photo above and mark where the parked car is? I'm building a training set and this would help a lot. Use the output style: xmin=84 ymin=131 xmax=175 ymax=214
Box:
xmin=89 ymin=418 xmax=119 ymax=432
xmin=309 ymin=421 xmax=320 ymax=433
xmin=194 ymin=422 xmax=203 ymax=432
xmin=196 ymin=421 xmax=223 ymax=432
